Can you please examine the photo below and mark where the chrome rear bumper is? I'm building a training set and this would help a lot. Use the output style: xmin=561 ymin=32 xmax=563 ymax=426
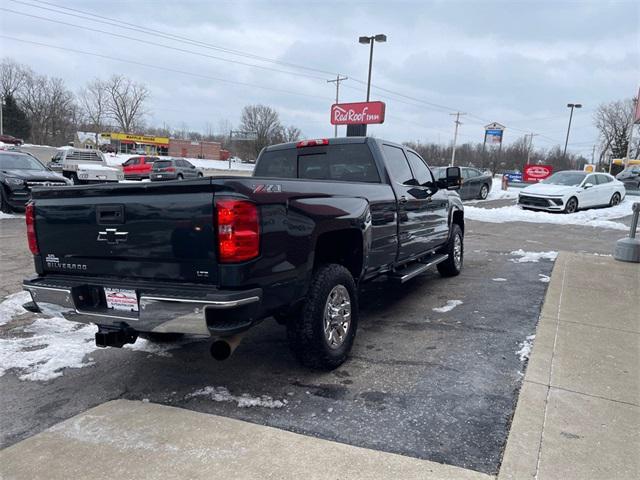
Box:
xmin=23 ymin=278 xmax=262 ymax=336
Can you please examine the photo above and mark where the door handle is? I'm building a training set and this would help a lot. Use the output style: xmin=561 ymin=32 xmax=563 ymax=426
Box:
xmin=399 ymin=195 xmax=408 ymax=204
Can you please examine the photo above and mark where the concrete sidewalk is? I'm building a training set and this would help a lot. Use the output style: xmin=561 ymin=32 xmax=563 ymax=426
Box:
xmin=1 ymin=252 xmax=637 ymax=480
xmin=499 ymin=252 xmax=639 ymax=479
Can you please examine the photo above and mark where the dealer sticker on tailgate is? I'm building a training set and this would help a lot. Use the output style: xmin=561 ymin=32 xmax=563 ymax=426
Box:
xmin=104 ymin=288 xmax=139 ymax=312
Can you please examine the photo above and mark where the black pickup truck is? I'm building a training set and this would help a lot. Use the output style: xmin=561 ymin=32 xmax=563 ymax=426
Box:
xmin=23 ymin=137 xmax=464 ymax=369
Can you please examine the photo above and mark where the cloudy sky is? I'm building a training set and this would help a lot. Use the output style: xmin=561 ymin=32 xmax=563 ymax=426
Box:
xmin=1 ymin=0 xmax=638 ymax=155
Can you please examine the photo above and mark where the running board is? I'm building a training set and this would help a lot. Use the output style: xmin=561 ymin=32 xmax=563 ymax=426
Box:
xmin=387 ymin=254 xmax=449 ymax=284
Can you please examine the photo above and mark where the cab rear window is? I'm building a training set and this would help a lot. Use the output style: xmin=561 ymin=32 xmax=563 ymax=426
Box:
xmin=254 ymin=144 xmax=380 ymax=183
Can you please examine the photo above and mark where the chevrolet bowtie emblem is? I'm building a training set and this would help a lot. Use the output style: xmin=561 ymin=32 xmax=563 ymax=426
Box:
xmin=97 ymin=228 xmax=128 ymax=245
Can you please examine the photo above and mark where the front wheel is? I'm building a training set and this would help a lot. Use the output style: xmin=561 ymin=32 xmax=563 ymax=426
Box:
xmin=177 ymin=174 xmax=184 ymax=180
xmin=287 ymin=264 xmax=358 ymax=370
xmin=197 ymin=172 xmax=203 ymax=178
xmin=564 ymin=197 xmax=578 ymax=214
xmin=437 ymin=223 xmax=463 ymax=277
xmin=478 ymin=183 xmax=489 ymax=200
xmin=0 ymin=187 xmax=12 ymax=214
xmin=609 ymin=192 xmax=621 ymax=207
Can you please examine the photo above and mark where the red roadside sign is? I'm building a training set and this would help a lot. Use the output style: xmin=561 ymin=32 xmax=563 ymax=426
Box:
xmin=330 ymin=101 xmax=386 ymax=125
xmin=523 ymin=164 xmax=553 ymax=182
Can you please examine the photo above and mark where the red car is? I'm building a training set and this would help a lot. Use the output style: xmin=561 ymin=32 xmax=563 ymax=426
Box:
xmin=0 ymin=134 xmax=24 ymax=145
xmin=121 ymin=156 xmax=158 ymax=180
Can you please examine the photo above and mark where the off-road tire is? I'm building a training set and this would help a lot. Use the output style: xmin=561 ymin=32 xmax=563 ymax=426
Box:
xmin=287 ymin=264 xmax=358 ymax=370
xmin=437 ymin=223 xmax=463 ymax=277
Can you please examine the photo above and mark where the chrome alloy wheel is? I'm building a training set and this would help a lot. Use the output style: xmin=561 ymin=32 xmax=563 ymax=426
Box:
xmin=453 ymin=233 xmax=463 ymax=269
xmin=323 ymin=285 xmax=351 ymax=349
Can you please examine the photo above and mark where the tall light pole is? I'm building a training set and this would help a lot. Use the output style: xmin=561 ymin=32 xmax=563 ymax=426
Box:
xmin=449 ymin=112 xmax=466 ymax=166
xmin=359 ymin=34 xmax=387 ymax=102
xmin=0 ymin=95 xmax=4 ymax=135
xmin=563 ymin=103 xmax=582 ymax=157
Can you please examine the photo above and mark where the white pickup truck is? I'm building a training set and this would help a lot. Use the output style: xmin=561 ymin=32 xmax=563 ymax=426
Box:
xmin=49 ymin=147 xmax=123 ymax=184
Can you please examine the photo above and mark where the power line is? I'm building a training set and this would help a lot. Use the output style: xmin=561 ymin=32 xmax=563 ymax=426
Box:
xmin=1 ymin=7 xmax=331 ymax=82
xmin=12 ymin=0 xmax=343 ymax=78
xmin=0 ymin=35 xmax=332 ymax=102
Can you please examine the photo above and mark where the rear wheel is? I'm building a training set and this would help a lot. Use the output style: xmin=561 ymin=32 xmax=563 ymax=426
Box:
xmin=197 ymin=172 xmax=203 ymax=178
xmin=437 ymin=223 xmax=463 ymax=277
xmin=0 ymin=187 xmax=12 ymax=213
xmin=177 ymin=173 xmax=184 ymax=180
xmin=287 ymin=264 xmax=357 ymax=370
xmin=478 ymin=183 xmax=489 ymax=200
xmin=564 ymin=197 xmax=578 ymax=214
xmin=609 ymin=192 xmax=621 ymax=207
xmin=69 ymin=173 xmax=79 ymax=185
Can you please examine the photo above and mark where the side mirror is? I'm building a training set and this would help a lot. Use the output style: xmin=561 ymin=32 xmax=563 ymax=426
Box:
xmin=444 ymin=166 xmax=462 ymax=190
xmin=583 ymin=182 xmax=594 ymax=189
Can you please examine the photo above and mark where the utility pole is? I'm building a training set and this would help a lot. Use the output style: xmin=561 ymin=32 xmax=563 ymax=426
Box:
xmin=327 ymin=75 xmax=348 ymax=137
xmin=449 ymin=112 xmax=466 ymax=166
xmin=525 ymin=133 xmax=539 ymax=164
xmin=563 ymin=103 xmax=582 ymax=158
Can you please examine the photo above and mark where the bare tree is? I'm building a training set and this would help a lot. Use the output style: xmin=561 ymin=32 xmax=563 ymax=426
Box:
xmin=239 ymin=104 xmax=283 ymax=157
xmin=276 ymin=125 xmax=303 ymax=143
xmin=104 ymin=75 xmax=149 ymax=132
xmin=21 ymin=74 xmax=76 ymax=145
xmin=0 ymin=58 xmax=33 ymax=99
xmin=78 ymin=78 xmax=108 ymax=143
xmin=593 ymin=98 xmax=638 ymax=160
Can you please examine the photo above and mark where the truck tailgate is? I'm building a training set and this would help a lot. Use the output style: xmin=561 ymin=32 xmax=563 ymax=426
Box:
xmin=32 ymin=181 xmax=218 ymax=283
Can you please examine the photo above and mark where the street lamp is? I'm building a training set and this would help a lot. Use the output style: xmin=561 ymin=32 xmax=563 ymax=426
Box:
xmin=563 ymin=103 xmax=582 ymax=157
xmin=359 ymin=34 xmax=387 ymax=102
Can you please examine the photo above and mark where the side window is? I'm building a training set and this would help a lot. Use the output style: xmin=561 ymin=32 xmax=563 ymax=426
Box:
xmin=122 ymin=158 xmax=133 ymax=166
xmin=382 ymin=144 xmax=413 ymax=184
xmin=406 ymin=151 xmax=434 ymax=185
xmin=597 ymin=174 xmax=611 ymax=184
xmin=584 ymin=174 xmax=596 ymax=186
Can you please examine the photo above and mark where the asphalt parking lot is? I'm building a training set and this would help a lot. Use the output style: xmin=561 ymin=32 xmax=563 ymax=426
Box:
xmin=0 ymin=199 xmax=632 ymax=475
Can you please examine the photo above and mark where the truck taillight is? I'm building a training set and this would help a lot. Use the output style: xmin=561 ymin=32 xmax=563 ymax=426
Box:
xmin=296 ymin=139 xmax=329 ymax=148
xmin=25 ymin=202 xmax=39 ymax=255
xmin=216 ymin=199 xmax=259 ymax=263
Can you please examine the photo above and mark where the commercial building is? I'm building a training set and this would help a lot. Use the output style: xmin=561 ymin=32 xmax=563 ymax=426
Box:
xmin=168 ymin=139 xmax=221 ymax=160
xmin=101 ymin=132 xmax=169 ymax=155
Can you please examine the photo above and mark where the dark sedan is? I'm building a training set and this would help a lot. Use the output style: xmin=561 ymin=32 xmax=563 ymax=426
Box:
xmin=0 ymin=150 xmax=70 ymax=213
xmin=616 ymin=165 xmax=640 ymax=191
xmin=433 ymin=166 xmax=493 ymax=200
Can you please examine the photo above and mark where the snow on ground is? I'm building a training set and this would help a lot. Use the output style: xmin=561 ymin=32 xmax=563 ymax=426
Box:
xmin=465 ymin=198 xmax=633 ymax=230
xmin=0 ymin=211 xmax=21 ymax=220
xmin=510 ymin=249 xmax=558 ymax=263
xmin=0 ymin=292 xmax=186 ymax=381
xmin=516 ymin=335 xmax=536 ymax=361
xmin=538 ymin=274 xmax=551 ymax=283
xmin=186 ymin=386 xmax=287 ymax=409
xmin=104 ymin=153 xmax=254 ymax=172
xmin=432 ymin=300 xmax=463 ymax=313
xmin=0 ymin=313 xmax=98 ymax=381
xmin=492 ymin=278 xmax=508 ymax=282
xmin=0 ymin=291 xmax=30 ymax=325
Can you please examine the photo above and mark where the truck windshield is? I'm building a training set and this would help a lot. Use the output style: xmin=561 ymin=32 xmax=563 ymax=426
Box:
xmin=254 ymin=144 xmax=380 ymax=183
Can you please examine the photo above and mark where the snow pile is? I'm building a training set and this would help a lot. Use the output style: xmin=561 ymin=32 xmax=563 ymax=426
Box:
xmin=465 ymin=199 xmax=633 ymax=230
xmin=538 ymin=274 xmax=551 ymax=283
xmin=186 ymin=386 xmax=286 ymax=409
xmin=0 ymin=291 xmax=30 ymax=324
xmin=0 ymin=211 xmax=20 ymax=220
xmin=516 ymin=335 xmax=536 ymax=361
xmin=0 ymin=314 xmax=98 ymax=381
xmin=492 ymin=278 xmax=508 ymax=282
xmin=432 ymin=299 xmax=463 ymax=313
xmin=124 ymin=337 xmax=182 ymax=357
xmin=510 ymin=249 xmax=558 ymax=263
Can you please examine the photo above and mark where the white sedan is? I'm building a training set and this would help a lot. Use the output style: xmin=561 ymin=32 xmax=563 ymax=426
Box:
xmin=518 ymin=171 xmax=626 ymax=214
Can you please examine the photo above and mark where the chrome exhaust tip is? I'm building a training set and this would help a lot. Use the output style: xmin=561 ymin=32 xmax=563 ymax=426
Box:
xmin=210 ymin=334 xmax=244 ymax=360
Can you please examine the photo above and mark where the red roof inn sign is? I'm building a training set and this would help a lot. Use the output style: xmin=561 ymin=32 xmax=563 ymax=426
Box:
xmin=330 ymin=101 xmax=386 ymax=125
